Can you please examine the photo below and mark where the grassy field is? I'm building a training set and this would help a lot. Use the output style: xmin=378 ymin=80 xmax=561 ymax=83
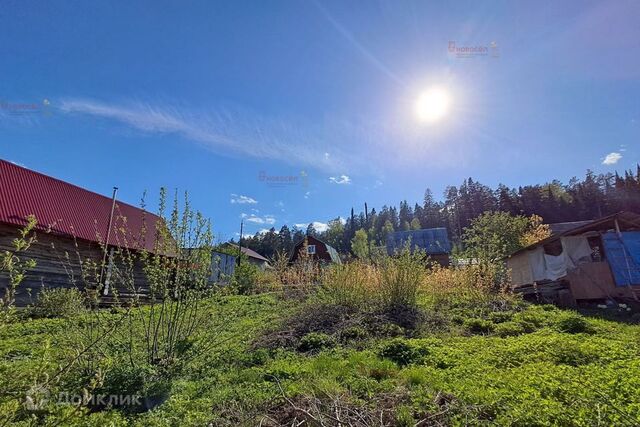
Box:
xmin=2 ymin=276 xmax=640 ymax=426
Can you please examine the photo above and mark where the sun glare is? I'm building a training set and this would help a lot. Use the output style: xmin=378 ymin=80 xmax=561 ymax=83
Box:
xmin=415 ymin=87 xmax=451 ymax=123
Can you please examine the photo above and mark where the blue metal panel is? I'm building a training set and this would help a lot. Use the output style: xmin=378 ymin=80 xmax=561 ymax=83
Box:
xmin=602 ymin=232 xmax=640 ymax=287
xmin=386 ymin=228 xmax=452 ymax=255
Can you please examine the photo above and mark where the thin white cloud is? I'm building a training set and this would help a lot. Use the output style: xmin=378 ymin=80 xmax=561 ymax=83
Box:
xmin=243 ymin=214 xmax=276 ymax=225
xmin=329 ymin=174 xmax=351 ymax=185
xmin=304 ymin=191 xmax=311 ymax=199
xmin=602 ymin=152 xmax=622 ymax=165
xmin=234 ymin=232 xmax=256 ymax=239
xmin=311 ymin=221 xmax=329 ymax=232
xmin=230 ymin=194 xmax=258 ymax=204
xmin=58 ymin=98 xmax=348 ymax=173
xmin=57 ymin=97 xmax=476 ymax=176
xmin=295 ymin=221 xmax=329 ymax=232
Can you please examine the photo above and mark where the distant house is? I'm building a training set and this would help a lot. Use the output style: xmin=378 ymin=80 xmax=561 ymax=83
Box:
xmin=290 ymin=235 xmax=341 ymax=264
xmin=386 ymin=228 xmax=452 ymax=266
xmin=506 ymin=211 xmax=640 ymax=306
xmin=0 ymin=159 xmax=163 ymax=305
xmin=223 ymin=244 xmax=270 ymax=270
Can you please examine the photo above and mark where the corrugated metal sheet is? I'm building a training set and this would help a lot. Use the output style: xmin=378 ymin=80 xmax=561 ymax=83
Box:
xmin=0 ymin=159 xmax=161 ymax=251
xmin=386 ymin=228 xmax=452 ymax=255
xmin=548 ymin=221 xmax=592 ymax=236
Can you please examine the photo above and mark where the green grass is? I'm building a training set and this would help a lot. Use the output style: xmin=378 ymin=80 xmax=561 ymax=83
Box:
xmin=1 ymin=292 xmax=640 ymax=426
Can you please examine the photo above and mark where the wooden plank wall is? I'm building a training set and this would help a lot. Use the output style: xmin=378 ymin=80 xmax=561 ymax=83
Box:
xmin=0 ymin=223 xmax=151 ymax=306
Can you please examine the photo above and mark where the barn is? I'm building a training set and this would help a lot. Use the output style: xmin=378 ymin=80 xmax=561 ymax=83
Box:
xmin=386 ymin=228 xmax=452 ymax=266
xmin=290 ymin=235 xmax=341 ymax=264
xmin=507 ymin=211 xmax=640 ymax=306
xmin=0 ymin=159 xmax=162 ymax=305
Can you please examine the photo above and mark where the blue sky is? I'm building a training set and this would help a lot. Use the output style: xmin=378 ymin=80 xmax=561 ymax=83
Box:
xmin=1 ymin=0 xmax=638 ymax=239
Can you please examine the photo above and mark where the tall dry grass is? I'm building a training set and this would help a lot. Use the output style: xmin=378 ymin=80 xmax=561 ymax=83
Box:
xmin=421 ymin=264 xmax=517 ymax=309
xmin=319 ymin=250 xmax=427 ymax=311
xmin=319 ymin=261 xmax=380 ymax=309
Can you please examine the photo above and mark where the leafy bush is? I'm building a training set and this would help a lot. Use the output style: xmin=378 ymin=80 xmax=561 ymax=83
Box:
xmin=297 ymin=333 xmax=335 ymax=353
xmin=30 ymin=287 xmax=86 ymax=318
xmin=463 ymin=318 xmax=495 ymax=334
xmin=512 ymin=308 xmax=548 ymax=332
xmin=339 ymin=325 xmax=368 ymax=342
xmin=494 ymin=321 xmax=526 ymax=337
xmin=488 ymin=311 xmax=513 ymax=323
xmin=232 ymin=261 xmax=260 ymax=295
xmin=379 ymin=339 xmax=428 ymax=366
xmin=555 ymin=313 xmax=592 ymax=334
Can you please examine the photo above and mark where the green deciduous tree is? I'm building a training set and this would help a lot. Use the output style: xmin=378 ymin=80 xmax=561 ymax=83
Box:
xmin=462 ymin=211 xmax=550 ymax=263
xmin=351 ymin=229 xmax=369 ymax=259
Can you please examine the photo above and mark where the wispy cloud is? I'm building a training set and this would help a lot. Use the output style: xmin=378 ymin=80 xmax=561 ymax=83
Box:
xmin=602 ymin=152 xmax=622 ymax=165
xmin=57 ymin=97 xmax=469 ymax=176
xmin=58 ymin=98 xmax=349 ymax=173
xmin=230 ymin=194 xmax=258 ymax=204
xmin=329 ymin=174 xmax=351 ymax=185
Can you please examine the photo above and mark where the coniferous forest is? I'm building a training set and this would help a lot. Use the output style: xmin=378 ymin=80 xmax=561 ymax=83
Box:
xmin=240 ymin=168 xmax=640 ymax=258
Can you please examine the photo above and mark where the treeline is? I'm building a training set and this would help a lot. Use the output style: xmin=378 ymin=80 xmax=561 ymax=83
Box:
xmin=238 ymin=168 xmax=640 ymax=259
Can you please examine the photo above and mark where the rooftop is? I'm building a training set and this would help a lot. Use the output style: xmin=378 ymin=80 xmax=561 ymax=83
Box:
xmin=0 ymin=159 xmax=162 ymax=251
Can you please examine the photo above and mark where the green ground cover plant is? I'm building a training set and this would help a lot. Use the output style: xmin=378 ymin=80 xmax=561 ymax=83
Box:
xmin=1 ymin=246 xmax=640 ymax=425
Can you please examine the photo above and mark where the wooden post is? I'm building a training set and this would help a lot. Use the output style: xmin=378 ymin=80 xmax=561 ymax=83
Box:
xmin=237 ymin=220 xmax=243 ymax=266
xmin=99 ymin=187 xmax=118 ymax=288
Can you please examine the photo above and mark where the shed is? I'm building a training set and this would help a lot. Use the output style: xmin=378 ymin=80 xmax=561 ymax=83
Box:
xmin=386 ymin=228 xmax=452 ymax=266
xmin=290 ymin=235 xmax=341 ymax=264
xmin=506 ymin=211 xmax=640 ymax=305
xmin=0 ymin=159 xmax=163 ymax=305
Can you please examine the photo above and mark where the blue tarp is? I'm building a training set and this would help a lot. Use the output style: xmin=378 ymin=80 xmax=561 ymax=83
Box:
xmin=602 ymin=231 xmax=640 ymax=287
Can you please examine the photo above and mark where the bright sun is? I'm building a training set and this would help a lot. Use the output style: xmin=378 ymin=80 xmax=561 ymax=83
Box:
xmin=415 ymin=87 xmax=451 ymax=123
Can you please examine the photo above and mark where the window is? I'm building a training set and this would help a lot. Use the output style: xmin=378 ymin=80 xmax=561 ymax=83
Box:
xmin=307 ymin=245 xmax=316 ymax=255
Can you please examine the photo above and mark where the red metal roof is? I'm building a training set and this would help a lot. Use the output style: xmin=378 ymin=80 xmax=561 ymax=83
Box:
xmin=0 ymin=159 xmax=161 ymax=251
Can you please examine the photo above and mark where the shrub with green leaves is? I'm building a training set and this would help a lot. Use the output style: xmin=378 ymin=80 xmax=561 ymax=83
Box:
xmin=30 ymin=287 xmax=86 ymax=318
xmin=232 ymin=261 xmax=260 ymax=295
xmin=555 ymin=312 xmax=592 ymax=334
xmin=494 ymin=321 xmax=526 ymax=337
xmin=379 ymin=339 xmax=428 ymax=366
xmin=297 ymin=332 xmax=335 ymax=353
xmin=464 ymin=318 xmax=495 ymax=334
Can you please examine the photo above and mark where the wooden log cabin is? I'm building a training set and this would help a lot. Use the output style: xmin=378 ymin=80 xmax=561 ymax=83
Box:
xmin=0 ymin=159 xmax=162 ymax=306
